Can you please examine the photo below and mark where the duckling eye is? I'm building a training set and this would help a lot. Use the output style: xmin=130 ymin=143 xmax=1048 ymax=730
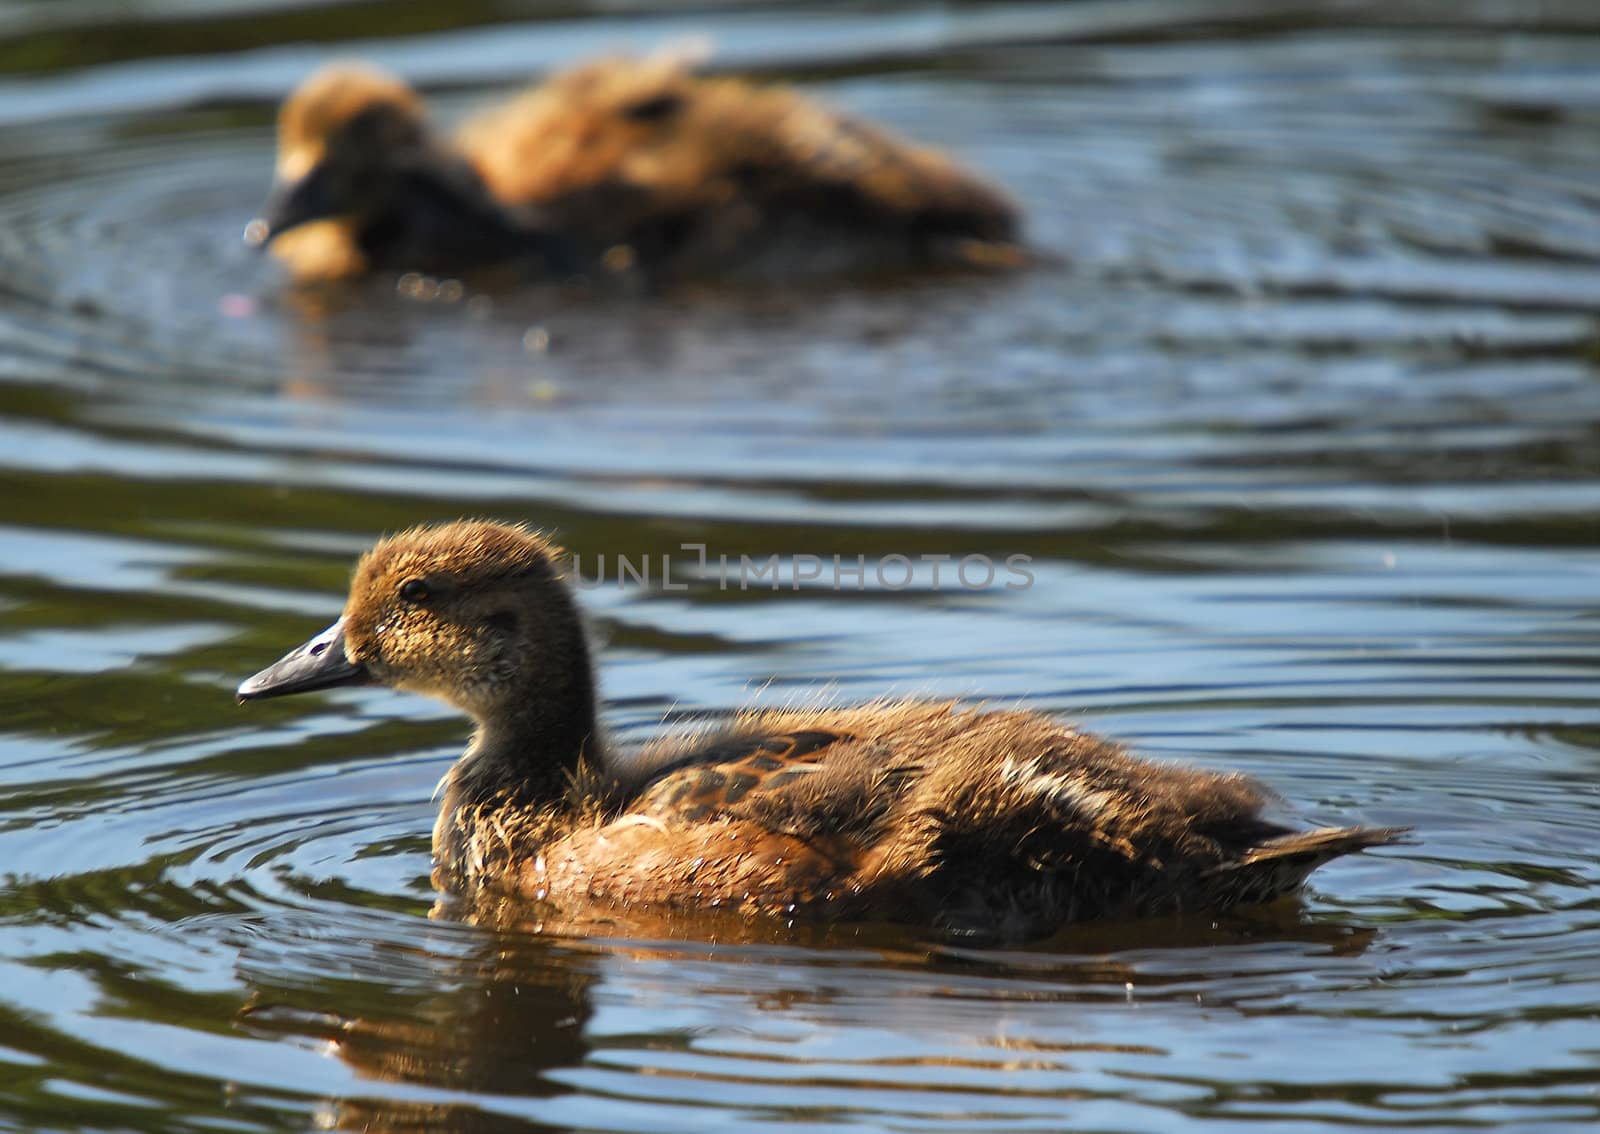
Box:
xmin=399 ymin=578 xmax=432 ymax=604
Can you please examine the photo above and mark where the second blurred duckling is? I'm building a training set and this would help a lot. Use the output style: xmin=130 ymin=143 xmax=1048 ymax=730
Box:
xmin=250 ymin=56 xmax=1023 ymax=284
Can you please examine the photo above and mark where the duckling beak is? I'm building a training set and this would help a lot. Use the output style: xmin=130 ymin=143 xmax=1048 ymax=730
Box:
xmin=245 ymin=165 xmax=337 ymax=248
xmin=237 ymin=615 xmax=369 ymax=702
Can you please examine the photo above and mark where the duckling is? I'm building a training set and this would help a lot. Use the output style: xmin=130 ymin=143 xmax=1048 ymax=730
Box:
xmin=249 ymin=57 xmax=1022 ymax=283
xmin=237 ymin=520 xmax=1404 ymax=939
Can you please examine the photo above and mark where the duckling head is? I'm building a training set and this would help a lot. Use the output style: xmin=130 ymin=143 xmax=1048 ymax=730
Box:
xmin=247 ymin=64 xmax=432 ymax=247
xmin=238 ymin=521 xmax=594 ymax=731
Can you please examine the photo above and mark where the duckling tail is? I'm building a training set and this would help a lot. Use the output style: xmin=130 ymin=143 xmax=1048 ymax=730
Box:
xmin=1242 ymin=824 xmax=1411 ymax=865
xmin=1210 ymin=824 xmax=1412 ymax=904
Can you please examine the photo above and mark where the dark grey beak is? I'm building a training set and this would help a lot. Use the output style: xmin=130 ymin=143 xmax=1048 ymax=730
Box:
xmin=237 ymin=616 xmax=369 ymax=702
xmin=245 ymin=164 xmax=337 ymax=248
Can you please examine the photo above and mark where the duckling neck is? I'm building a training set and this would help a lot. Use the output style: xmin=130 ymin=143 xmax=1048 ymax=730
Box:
xmin=434 ymin=670 xmax=603 ymax=883
xmin=361 ymin=158 xmax=578 ymax=277
xmin=466 ymin=687 xmax=601 ymax=806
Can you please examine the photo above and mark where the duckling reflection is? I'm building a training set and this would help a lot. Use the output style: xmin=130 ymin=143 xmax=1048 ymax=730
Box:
xmin=239 ymin=930 xmax=593 ymax=1134
xmin=238 ymin=519 xmax=1405 ymax=941
xmin=234 ymin=906 xmax=1382 ymax=1134
xmin=250 ymin=55 xmax=1023 ymax=284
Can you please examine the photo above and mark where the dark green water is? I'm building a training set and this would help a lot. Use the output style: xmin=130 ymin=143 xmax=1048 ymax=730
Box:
xmin=2 ymin=1 xmax=1598 ymax=1130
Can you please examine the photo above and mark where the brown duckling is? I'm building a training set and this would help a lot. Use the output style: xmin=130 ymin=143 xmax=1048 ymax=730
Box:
xmin=238 ymin=520 xmax=1404 ymax=939
xmin=249 ymin=57 xmax=1022 ymax=283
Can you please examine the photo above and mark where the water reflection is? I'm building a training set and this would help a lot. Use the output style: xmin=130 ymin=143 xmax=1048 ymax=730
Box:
xmin=234 ymin=903 xmax=1389 ymax=1133
xmin=242 ymin=933 xmax=591 ymax=1130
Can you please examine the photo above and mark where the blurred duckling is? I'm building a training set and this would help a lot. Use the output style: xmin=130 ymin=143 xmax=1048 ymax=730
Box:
xmin=238 ymin=520 xmax=1403 ymax=939
xmin=249 ymin=56 xmax=1022 ymax=284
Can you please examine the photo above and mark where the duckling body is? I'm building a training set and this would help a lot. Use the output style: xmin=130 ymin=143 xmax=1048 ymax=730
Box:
xmin=254 ymin=58 xmax=1022 ymax=284
xmin=238 ymin=521 xmax=1403 ymax=939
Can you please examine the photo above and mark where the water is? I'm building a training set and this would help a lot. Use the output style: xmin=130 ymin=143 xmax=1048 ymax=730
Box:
xmin=2 ymin=1 xmax=1598 ymax=1130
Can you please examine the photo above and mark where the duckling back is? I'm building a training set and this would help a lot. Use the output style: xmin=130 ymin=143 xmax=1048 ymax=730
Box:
xmin=470 ymin=703 xmax=1400 ymax=939
xmin=457 ymin=57 xmax=1022 ymax=280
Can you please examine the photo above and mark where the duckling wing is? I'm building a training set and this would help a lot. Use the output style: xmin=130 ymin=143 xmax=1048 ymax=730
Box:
xmin=629 ymin=727 xmax=859 ymax=823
